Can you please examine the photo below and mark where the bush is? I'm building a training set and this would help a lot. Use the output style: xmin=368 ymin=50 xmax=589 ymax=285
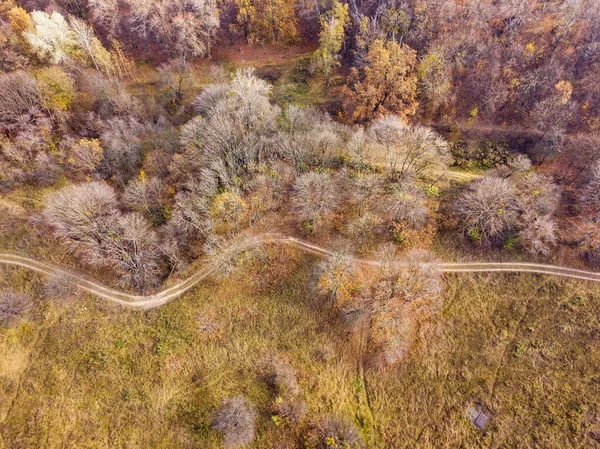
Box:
xmin=44 ymin=274 xmax=77 ymax=301
xmin=272 ymin=397 xmax=307 ymax=425
xmin=212 ymin=396 xmax=257 ymax=448
xmin=306 ymin=415 xmax=364 ymax=449
xmin=0 ymin=289 xmax=32 ymax=326
xmin=267 ymin=359 xmax=300 ymax=397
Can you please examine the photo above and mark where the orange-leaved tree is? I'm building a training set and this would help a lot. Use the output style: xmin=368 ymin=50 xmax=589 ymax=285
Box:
xmin=342 ymin=39 xmax=418 ymax=122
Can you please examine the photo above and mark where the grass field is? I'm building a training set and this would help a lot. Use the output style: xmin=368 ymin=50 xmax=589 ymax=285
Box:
xmin=0 ymin=244 xmax=599 ymax=448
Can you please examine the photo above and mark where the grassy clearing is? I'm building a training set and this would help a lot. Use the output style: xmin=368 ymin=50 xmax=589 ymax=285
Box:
xmin=0 ymin=249 xmax=369 ymax=448
xmin=1 ymin=247 xmax=599 ymax=448
xmin=371 ymin=273 xmax=600 ymax=448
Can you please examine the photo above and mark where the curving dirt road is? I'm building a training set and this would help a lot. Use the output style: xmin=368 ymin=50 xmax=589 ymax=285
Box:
xmin=2 ymin=234 xmax=600 ymax=310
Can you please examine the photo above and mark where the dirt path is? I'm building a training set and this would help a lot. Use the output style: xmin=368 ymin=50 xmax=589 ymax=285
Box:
xmin=2 ymin=234 xmax=600 ymax=310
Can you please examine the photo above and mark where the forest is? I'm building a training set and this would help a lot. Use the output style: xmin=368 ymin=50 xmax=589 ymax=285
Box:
xmin=0 ymin=0 xmax=599 ymax=448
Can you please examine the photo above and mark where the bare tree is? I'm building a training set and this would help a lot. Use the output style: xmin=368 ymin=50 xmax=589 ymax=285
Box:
xmin=124 ymin=176 xmax=166 ymax=222
xmin=170 ymin=180 xmax=216 ymax=239
xmin=43 ymin=182 xmax=163 ymax=290
xmin=519 ymin=212 xmax=557 ymax=256
xmin=370 ymin=247 xmax=442 ymax=307
xmin=368 ymin=115 xmax=450 ymax=181
xmin=194 ymin=84 xmax=230 ymax=115
xmin=581 ymin=160 xmax=600 ymax=220
xmin=344 ymin=174 xmax=380 ymax=214
xmin=386 ymin=184 xmax=429 ymax=230
xmin=180 ymin=69 xmax=280 ymax=188
xmin=0 ymin=289 xmax=31 ymax=326
xmin=0 ymin=71 xmax=43 ymax=132
xmin=366 ymin=248 xmax=442 ymax=365
xmin=345 ymin=212 xmax=381 ymax=251
xmin=204 ymin=234 xmax=262 ymax=279
xmin=517 ymin=173 xmax=560 ymax=216
xmin=126 ymin=0 xmax=219 ymax=58
xmin=64 ymin=138 xmax=104 ymax=176
xmin=42 ymin=181 xmax=119 ymax=261
xmin=88 ymin=0 xmax=121 ymax=38
xmin=292 ymin=172 xmax=339 ymax=231
xmin=69 ymin=16 xmax=112 ymax=75
xmin=346 ymin=128 xmax=370 ymax=170
xmin=455 ymin=176 xmax=520 ymax=243
xmin=212 ymin=396 xmax=257 ymax=448
xmin=99 ymin=117 xmax=145 ymax=184
xmin=106 ymin=212 xmax=164 ymax=290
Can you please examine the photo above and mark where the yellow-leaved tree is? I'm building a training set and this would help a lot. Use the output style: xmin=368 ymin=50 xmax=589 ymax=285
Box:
xmin=231 ymin=0 xmax=298 ymax=44
xmin=310 ymin=0 xmax=349 ymax=85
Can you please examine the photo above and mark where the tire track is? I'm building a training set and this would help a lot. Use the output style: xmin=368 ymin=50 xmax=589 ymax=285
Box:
xmin=1 ymin=235 xmax=600 ymax=309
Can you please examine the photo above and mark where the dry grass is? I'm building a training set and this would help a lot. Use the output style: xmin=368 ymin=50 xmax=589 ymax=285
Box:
xmin=0 ymin=241 xmax=599 ymax=448
xmin=370 ymin=273 xmax=600 ymax=448
xmin=0 ymin=253 xmax=368 ymax=448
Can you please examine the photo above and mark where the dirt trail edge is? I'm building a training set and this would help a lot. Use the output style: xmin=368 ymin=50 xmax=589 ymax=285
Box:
xmin=2 ymin=234 xmax=600 ymax=310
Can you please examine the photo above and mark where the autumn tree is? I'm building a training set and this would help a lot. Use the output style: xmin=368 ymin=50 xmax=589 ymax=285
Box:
xmin=64 ymin=138 xmax=104 ymax=177
xmin=353 ymin=15 xmax=384 ymax=66
xmin=310 ymin=0 xmax=349 ymax=85
xmin=35 ymin=66 xmax=75 ymax=114
xmin=209 ymin=190 xmax=248 ymax=234
xmin=317 ymin=251 xmax=356 ymax=306
xmin=417 ymin=44 xmax=453 ymax=116
xmin=342 ymin=39 xmax=418 ymax=122
xmin=227 ymin=0 xmax=298 ymax=44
